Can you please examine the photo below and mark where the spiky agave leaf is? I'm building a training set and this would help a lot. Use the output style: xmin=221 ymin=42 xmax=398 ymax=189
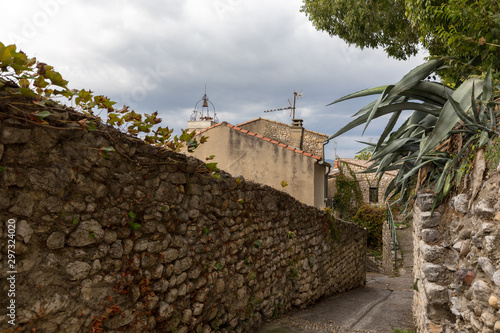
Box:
xmin=327 ymin=58 xmax=498 ymax=211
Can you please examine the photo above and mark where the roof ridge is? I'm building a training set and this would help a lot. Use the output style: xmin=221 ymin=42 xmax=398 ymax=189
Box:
xmin=195 ymin=122 xmax=224 ymax=135
xmin=236 ymin=118 xmax=328 ymax=138
xmin=225 ymin=122 xmax=322 ymax=161
xmin=338 ymin=158 xmax=398 ymax=176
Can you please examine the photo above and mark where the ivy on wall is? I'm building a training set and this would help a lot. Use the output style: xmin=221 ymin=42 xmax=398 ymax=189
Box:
xmin=333 ymin=161 xmax=364 ymax=220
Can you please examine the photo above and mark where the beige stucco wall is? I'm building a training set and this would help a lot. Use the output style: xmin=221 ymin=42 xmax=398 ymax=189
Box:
xmin=191 ymin=124 xmax=326 ymax=208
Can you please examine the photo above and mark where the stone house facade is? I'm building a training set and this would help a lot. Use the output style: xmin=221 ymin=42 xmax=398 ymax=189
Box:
xmin=236 ymin=118 xmax=329 ymax=158
xmin=188 ymin=119 xmax=331 ymax=208
xmin=328 ymin=158 xmax=397 ymax=206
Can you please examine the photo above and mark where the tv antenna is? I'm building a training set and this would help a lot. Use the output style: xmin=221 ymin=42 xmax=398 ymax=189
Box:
xmin=264 ymin=90 xmax=302 ymax=119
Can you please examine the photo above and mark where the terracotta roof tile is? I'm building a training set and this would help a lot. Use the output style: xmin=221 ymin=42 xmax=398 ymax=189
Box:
xmin=196 ymin=122 xmax=223 ymax=135
xmin=236 ymin=117 xmax=329 ymax=138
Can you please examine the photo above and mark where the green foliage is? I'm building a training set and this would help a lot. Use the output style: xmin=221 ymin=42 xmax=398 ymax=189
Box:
xmin=99 ymin=146 xmax=115 ymax=158
xmin=329 ymin=59 xmax=500 ymax=211
xmin=405 ymin=0 xmax=500 ymax=83
xmin=485 ymin=136 xmax=500 ymax=172
xmin=0 ymin=41 xmax=205 ymax=152
xmin=202 ymin=226 xmax=210 ymax=235
xmin=214 ymin=262 xmax=224 ymax=271
xmin=392 ymin=328 xmax=415 ymax=333
xmin=333 ymin=162 xmax=363 ymax=220
xmin=253 ymin=240 xmax=263 ymax=249
xmin=324 ymin=207 xmax=342 ymax=248
xmin=354 ymin=150 xmax=372 ymax=161
xmin=300 ymin=0 xmax=419 ymax=60
xmin=353 ymin=205 xmax=385 ymax=249
xmin=129 ymin=222 xmax=141 ymax=230
xmin=302 ymin=0 xmax=500 ymax=83
xmin=128 ymin=211 xmax=141 ymax=230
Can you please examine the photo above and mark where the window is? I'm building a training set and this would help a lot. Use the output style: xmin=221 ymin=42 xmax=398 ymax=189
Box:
xmin=369 ymin=187 xmax=378 ymax=203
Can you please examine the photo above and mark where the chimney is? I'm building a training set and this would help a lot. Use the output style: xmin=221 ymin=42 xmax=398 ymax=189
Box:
xmin=290 ymin=119 xmax=304 ymax=150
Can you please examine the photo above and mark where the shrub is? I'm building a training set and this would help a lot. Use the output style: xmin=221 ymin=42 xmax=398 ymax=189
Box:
xmin=353 ymin=205 xmax=385 ymax=249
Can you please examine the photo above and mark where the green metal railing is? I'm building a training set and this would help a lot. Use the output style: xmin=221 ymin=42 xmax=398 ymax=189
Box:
xmin=386 ymin=202 xmax=398 ymax=270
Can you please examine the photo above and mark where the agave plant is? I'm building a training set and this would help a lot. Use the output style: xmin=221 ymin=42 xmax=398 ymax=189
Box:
xmin=328 ymin=59 xmax=499 ymax=211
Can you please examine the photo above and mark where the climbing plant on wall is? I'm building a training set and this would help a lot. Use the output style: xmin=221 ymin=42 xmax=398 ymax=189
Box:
xmin=333 ymin=161 xmax=364 ymax=220
xmin=0 ymin=42 xmax=205 ymax=153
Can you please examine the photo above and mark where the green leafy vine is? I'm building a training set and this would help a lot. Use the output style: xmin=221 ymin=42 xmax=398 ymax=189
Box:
xmin=0 ymin=42 xmax=205 ymax=153
xmin=333 ymin=161 xmax=364 ymax=220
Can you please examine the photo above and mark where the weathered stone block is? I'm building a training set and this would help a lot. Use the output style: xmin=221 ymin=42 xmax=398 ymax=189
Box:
xmin=472 ymin=280 xmax=492 ymax=302
xmin=169 ymin=173 xmax=187 ymax=184
xmin=423 ymin=263 xmax=447 ymax=283
xmin=478 ymin=257 xmax=495 ymax=281
xmin=1 ymin=127 xmax=31 ymax=144
xmin=417 ymin=193 xmax=436 ymax=212
xmin=450 ymin=194 xmax=470 ymax=214
xmin=109 ymin=240 xmax=123 ymax=259
xmin=420 ymin=211 xmax=441 ymax=228
xmin=47 ymin=231 xmax=66 ymax=250
xmin=474 ymin=199 xmax=495 ymax=219
xmin=16 ymin=220 xmax=33 ymax=243
xmin=161 ymin=249 xmax=179 ymax=264
xmin=66 ymin=261 xmax=91 ymax=280
xmin=422 ymin=229 xmax=440 ymax=244
xmin=8 ymin=192 xmax=34 ymax=217
xmin=67 ymin=220 xmax=104 ymax=247
xmin=424 ymin=283 xmax=449 ymax=304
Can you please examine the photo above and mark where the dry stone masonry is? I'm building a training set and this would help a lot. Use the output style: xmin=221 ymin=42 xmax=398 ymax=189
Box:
xmin=413 ymin=160 xmax=500 ymax=332
xmin=0 ymin=105 xmax=366 ymax=333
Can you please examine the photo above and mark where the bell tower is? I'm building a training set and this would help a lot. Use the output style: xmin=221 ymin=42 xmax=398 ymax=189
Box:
xmin=187 ymin=87 xmax=218 ymax=134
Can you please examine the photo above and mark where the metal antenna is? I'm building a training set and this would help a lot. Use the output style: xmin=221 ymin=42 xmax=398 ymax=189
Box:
xmin=264 ymin=91 xmax=302 ymax=118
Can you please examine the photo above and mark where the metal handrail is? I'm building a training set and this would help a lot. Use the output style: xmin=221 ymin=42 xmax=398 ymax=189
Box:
xmin=386 ymin=202 xmax=398 ymax=270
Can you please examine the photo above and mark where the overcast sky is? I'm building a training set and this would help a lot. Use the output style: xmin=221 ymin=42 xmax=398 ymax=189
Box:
xmin=3 ymin=0 xmax=427 ymax=159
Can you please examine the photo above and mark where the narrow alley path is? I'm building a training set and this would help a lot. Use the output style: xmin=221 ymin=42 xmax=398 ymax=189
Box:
xmin=258 ymin=226 xmax=415 ymax=333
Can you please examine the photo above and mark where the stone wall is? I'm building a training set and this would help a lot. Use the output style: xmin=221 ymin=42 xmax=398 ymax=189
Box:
xmin=0 ymin=104 xmax=366 ymax=333
xmin=337 ymin=159 xmax=395 ymax=205
xmin=413 ymin=160 xmax=500 ymax=332
xmin=238 ymin=118 xmax=327 ymax=158
xmin=382 ymin=221 xmax=397 ymax=275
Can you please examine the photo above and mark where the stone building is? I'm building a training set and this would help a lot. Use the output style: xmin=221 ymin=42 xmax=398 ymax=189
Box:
xmin=188 ymin=118 xmax=331 ymax=208
xmin=236 ymin=118 xmax=328 ymax=158
xmin=328 ymin=158 xmax=397 ymax=206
